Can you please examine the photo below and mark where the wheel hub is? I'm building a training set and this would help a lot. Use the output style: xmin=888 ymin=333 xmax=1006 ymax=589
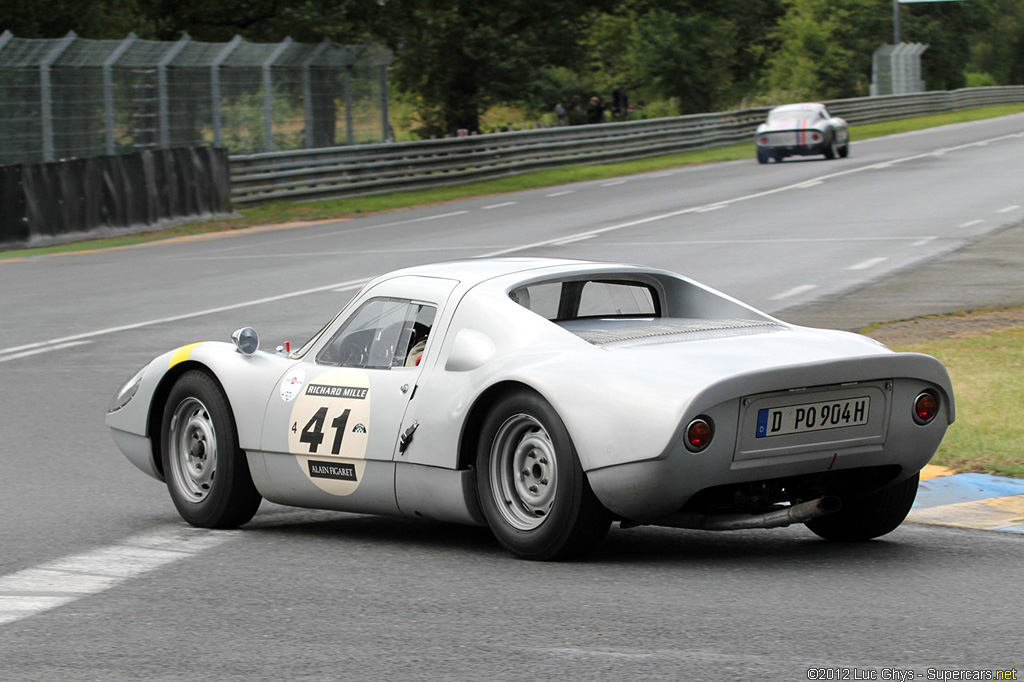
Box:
xmin=490 ymin=414 xmax=558 ymax=530
xmin=169 ymin=397 xmax=218 ymax=503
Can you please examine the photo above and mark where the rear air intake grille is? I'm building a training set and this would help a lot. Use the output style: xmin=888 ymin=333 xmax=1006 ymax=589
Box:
xmin=573 ymin=319 xmax=786 ymax=347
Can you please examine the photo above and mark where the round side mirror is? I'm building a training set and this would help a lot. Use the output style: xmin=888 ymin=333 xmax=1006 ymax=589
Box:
xmin=231 ymin=327 xmax=259 ymax=355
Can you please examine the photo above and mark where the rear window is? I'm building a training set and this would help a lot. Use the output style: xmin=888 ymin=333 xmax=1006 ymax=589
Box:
xmin=510 ymin=279 xmax=659 ymax=321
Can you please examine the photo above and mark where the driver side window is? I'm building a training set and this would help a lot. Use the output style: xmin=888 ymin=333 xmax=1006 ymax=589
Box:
xmin=316 ymin=298 xmax=436 ymax=369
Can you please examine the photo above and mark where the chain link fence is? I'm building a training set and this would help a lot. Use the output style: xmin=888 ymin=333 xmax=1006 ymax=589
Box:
xmin=0 ymin=30 xmax=393 ymax=165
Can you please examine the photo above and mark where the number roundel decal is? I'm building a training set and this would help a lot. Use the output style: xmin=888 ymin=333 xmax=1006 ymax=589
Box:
xmin=287 ymin=368 xmax=371 ymax=496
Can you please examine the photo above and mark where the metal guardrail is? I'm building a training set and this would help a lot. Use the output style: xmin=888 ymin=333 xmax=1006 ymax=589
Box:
xmin=229 ymin=86 xmax=1024 ymax=205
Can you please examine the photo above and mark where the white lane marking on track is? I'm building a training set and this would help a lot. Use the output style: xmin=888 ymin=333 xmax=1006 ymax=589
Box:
xmin=546 ymin=190 xmax=574 ymax=197
xmin=0 ymin=526 xmax=236 ymax=627
xmin=551 ymin=234 xmax=596 ymax=246
xmin=958 ymin=219 xmax=984 ymax=228
xmin=483 ymin=202 xmax=516 ymax=210
xmin=848 ymin=257 xmax=888 ymax=271
xmin=798 ymin=181 xmax=823 ymax=188
xmin=770 ymin=285 xmax=818 ymax=301
xmin=695 ymin=205 xmax=726 ymax=213
xmin=912 ymin=236 xmax=937 ymax=247
xmin=0 ymin=341 xmax=90 ymax=363
xmin=0 ymin=280 xmax=369 ymax=357
xmin=996 ymin=205 xmax=1020 ymax=214
xmin=171 ymin=210 xmax=473 ymax=257
xmin=601 ymin=180 xmax=626 ymax=187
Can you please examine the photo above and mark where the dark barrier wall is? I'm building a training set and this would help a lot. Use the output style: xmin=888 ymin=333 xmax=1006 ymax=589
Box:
xmin=0 ymin=147 xmax=231 ymax=248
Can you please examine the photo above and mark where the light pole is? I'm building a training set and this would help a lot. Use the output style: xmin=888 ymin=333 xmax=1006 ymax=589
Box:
xmin=894 ymin=0 xmax=902 ymax=44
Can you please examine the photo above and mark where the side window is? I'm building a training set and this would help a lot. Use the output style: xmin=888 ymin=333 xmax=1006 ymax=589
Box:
xmin=397 ymin=303 xmax=436 ymax=367
xmin=317 ymin=298 xmax=436 ymax=369
xmin=510 ymin=282 xmax=560 ymax=319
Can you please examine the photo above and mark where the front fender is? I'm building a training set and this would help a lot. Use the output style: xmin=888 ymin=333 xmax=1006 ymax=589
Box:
xmin=106 ymin=342 xmax=297 ymax=479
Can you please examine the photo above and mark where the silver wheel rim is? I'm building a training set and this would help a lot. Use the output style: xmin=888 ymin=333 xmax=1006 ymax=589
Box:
xmin=488 ymin=413 xmax=557 ymax=530
xmin=168 ymin=397 xmax=218 ymax=503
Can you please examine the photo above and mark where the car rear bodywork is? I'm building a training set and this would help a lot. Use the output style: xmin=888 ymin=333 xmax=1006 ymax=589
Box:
xmin=756 ymin=102 xmax=850 ymax=163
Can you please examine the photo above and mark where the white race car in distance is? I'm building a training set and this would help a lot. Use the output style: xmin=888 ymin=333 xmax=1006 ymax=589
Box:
xmin=757 ymin=103 xmax=850 ymax=164
xmin=107 ymin=258 xmax=952 ymax=560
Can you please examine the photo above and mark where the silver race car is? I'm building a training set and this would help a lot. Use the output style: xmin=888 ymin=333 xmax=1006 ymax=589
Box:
xmin=107 ymin=258 xmax=952 ymax=560
xmin=756 ymin=103 xmax=850 ymax=164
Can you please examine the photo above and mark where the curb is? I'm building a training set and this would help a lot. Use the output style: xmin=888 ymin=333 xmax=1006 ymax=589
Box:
xmin=909 ymin=465 xmax=1024 ymax=534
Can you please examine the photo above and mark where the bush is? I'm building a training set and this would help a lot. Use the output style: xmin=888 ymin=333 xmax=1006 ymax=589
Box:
xmin=964 ymin=72 xmax=998 ymax=88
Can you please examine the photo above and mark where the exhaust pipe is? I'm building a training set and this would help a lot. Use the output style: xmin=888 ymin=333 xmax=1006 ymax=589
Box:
xmin=640 ymin=496 xmax=841 ymax=531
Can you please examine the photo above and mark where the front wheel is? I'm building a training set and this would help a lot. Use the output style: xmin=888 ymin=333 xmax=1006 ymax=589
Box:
xmin=161 ymin=370 xmax=262 ymax=528
xmin=475 ymin=390 xmax=611 ymax=560
xmin=839 ymin=143 xmax=850 ymax=159
xmin=805 ymin=473 xmax=919 ymax=541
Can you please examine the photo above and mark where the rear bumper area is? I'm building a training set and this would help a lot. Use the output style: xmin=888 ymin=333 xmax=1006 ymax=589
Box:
xmin=586 ymin=386 xmax=948 ymax=522
xmin=760 ymin=142 xmax=827 ymax=157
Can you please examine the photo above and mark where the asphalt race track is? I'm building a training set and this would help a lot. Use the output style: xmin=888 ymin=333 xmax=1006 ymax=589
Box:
xmin=1 ymin=114 xmax=1022 ymax=680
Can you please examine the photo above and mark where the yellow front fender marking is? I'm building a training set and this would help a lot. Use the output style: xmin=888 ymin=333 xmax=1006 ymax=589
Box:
xmin=169 ymin=343 xmax=204 ymax=369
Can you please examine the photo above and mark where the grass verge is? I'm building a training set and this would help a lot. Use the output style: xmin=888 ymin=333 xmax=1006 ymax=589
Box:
xmin=878 ymin=313 xmax=1024 ymax=479
xmin=3 ymin=103 xmax=1022 ymax=261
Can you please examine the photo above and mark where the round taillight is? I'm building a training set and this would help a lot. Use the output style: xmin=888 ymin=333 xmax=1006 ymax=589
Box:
xmin=913 ymin=391 xmax=939 ymax=425
xmin=685 ymin=417 xmax=713 ymax=453
xmin=760 ymin=137 xmax=768 ymax=145
xmin=812 ymin=133 xmax=821 ymax=142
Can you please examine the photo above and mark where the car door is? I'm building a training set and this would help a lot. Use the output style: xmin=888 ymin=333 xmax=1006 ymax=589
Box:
xmin=259 ymin=276 xmax=457 ymax=503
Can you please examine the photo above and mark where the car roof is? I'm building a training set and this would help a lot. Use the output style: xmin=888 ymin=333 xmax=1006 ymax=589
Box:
xmin=372 ymin=257 xmax=646 ymax=287
xmin=769 ymin=103 xmax=826 ymax=113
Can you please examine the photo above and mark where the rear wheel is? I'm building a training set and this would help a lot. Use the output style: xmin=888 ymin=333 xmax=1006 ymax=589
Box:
xmin=756 ymin=146 xmax=770 ymax=164
xmin=805 ymin=473 xmax=919 ymax=541
xmin=476 ymin=390 xmax=611 ymax=560
xmin=161 ymin=370 xmax=261 ymax=528
xmin=823 ymin=133 xmax=839 ymax=160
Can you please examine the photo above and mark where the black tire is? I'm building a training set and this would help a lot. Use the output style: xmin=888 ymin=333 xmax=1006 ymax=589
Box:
xmin=839 ymin=143 xmax=850 ymax=159
xmin=756 ymin=146 xmax=770 ymax=164
xmin=160 ymin=370 xmax=262 ymax=528
xmin=475 ymin=390 xmax=611 ymax=560
xmin=805 ymin=473 xmax=920 ymax=541
xmin=823 ymin=132 xmax=838 ymax=160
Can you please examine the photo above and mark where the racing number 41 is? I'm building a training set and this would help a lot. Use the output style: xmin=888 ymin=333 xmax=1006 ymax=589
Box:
xmin=293 ymin=407 xmax=351 ymax=454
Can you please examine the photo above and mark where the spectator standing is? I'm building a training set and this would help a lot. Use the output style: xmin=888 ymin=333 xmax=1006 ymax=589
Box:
xmin=611 ymin=86 xmax=629 ymax=121
xmin=586 ymin=95 xmax=605 ymax=124
xmin=554 ymin=100 xmax=568 ymax=126
xmin=568 ymin=95 xmax=584 ymax=125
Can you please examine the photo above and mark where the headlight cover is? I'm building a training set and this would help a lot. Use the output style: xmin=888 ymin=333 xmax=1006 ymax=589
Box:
xmin=107 ymin=366 xmax=146 ymax=413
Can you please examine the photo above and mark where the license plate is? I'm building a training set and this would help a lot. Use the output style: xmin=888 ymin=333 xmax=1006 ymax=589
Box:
xmin=756 ymin=396 xmax=870 ymax=438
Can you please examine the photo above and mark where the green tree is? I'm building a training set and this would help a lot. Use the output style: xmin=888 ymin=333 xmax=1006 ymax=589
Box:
xmin=578 ymin=1 xmax=787 ymax=116
xmin=373 ymin=0 xmax=598 ymax=136
xmin=900 ymin=0 xmax=989 ymax=91
xmin=967 ymin=0 xmax=1024 ymax=84
xmin=762 ymin=0 xmax=889 ymax=101
xmin=0 ymin=0 xmax=153 ymax=38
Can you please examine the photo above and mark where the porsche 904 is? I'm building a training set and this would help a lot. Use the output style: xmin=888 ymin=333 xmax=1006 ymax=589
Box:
xmin=756 ymin=103 xmax=850 ymax=164
xmin=107 ymin=258 xmax=953 ymax=560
